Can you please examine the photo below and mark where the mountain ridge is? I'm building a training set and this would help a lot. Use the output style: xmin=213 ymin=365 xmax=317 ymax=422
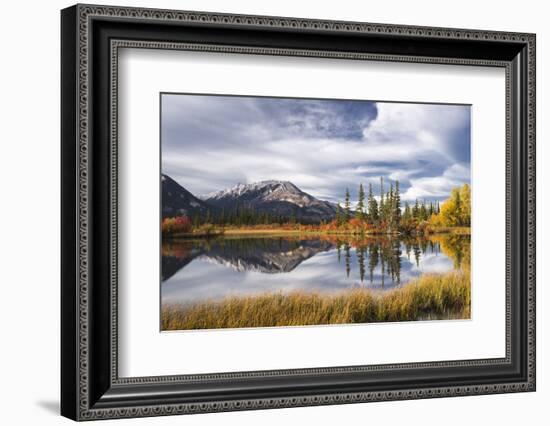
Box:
xmin=161 ymin=174 xmax=217 ymax=219
xmin=162 ymin=174 xmax=338 ymax=223
xmin=203 ymin=179 xmax=337 ymax=223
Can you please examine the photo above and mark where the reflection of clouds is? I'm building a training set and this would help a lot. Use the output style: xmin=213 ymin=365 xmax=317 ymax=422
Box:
xmin=161 ymin=241 xmax=461 ymax=304
xmin=415 ymin=252 xmax=454 ymax=274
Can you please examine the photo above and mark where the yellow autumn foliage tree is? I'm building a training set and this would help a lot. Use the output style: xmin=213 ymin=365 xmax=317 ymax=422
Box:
xmin=438 ymin=184 xmax=471 ymax=227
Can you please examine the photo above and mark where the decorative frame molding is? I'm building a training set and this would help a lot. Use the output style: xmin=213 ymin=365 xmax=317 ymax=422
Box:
xmin=61 ymin=4 xmax=535 ymax=421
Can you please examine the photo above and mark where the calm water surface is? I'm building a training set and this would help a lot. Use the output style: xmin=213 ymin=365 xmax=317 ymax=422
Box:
xmin=161 ymin=234 xmax=469 ymax=305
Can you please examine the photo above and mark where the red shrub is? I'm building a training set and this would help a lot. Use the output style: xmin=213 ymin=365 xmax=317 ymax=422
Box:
xmin=162 ymin=215 xmax=192 ymax=234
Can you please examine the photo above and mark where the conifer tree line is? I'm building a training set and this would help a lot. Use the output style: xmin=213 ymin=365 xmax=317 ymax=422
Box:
xmin=335 ymin=177 xmax=470 ymax=232
xmin=191 ymin=205 xmax=293 ymax=228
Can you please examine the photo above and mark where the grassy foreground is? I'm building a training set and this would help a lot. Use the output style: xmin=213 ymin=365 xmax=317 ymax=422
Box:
xmin=162 ymin=271 xmax=470 ymax=330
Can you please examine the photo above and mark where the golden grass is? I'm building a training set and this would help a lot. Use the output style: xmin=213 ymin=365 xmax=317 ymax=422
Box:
xmin=162 ymin=271 xmax=470 ymax=330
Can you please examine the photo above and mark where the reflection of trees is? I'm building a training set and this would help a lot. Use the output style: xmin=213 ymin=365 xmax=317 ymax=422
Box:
xmin=432 ymin=234 xmax=471 ymax=271
xmin=357 ymin=246 xmax=366 ymax=283
xmin=162 ymin=234 xmax=470 ymax=287
xmin=368 ymin=245 xmax=378 ymax=285
xmin=352 ymin=238 xmax=402 ymax=287
xmin=413 ymin=244 xmax=421 ymax=267
xmin=391 ymin=240 xmax=402 ymax=285
xmin=344 ymin=243 xmax=351 ymax=278
xmin=337 ymin=234 xmax=469 ymax=287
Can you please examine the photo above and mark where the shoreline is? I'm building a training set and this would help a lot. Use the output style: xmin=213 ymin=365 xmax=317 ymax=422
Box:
xmin=163 ymin=226 xmax=471 ymax=240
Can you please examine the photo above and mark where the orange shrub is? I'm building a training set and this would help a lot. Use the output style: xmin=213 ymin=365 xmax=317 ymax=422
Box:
xmin=162 ymin=215 xmax=192 ymax=234
xmin=348 ymin=218 xmax=364 ymax=229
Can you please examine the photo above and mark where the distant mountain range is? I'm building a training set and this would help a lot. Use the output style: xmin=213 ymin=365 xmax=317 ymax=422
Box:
xmin=203 ymin=180 xmax=337 ymax=222
xmin=162 ymin=174 xmax=337 ymax=223
xmin=161 ymin=174 xmax=217 ymax=219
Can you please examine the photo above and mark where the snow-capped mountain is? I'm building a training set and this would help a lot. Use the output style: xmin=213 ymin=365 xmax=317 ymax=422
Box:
xmin=203 ymin=180 xmax=337 ymax=223
xmin=161 ymin=174 xmax=217 ymax=218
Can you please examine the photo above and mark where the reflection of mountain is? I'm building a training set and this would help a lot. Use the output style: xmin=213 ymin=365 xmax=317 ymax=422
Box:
xmin=161 ymin=245 xmax=201 ymax=281
xmin=203 ymin=180 xmax=337 ymax=223
xmin=202 ymin=238 xmax=334 ymax=273
xmin=161 ymin=238 xmax=334 ymax=281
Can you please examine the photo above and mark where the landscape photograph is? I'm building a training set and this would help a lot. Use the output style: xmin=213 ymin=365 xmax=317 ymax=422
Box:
xmin=160 ymin=93 xmax=471 ymax=331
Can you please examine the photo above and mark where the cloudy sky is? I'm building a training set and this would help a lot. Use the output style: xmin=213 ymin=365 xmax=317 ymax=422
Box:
xmin=161 ymin=93 xmax=470 ymax=204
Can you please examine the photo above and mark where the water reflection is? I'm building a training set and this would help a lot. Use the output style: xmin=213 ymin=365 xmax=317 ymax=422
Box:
xmin=161 ymin=234 xmax=470 ymax=304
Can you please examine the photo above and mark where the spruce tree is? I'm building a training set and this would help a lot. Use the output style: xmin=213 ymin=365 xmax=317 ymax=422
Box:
xmin=290 ymin=209 xmax=296 ymax=225
xmin=379 ymin=177 xmax=385 ymax=225
xmin=335 ymin=203 xmax=341 ymax=226
xmin=357 ymin=183 xmax=365 ymax=221
xmin=412 ymin=199 xmax=420 ymax=219
xmin=419 ymin=201 xmax=428 ymax=221
xmin=388 ymin=183 xmax=394 ymax=228
xmin=367 ymin=183 xmax=378 ymax=225
xmin=403 ymin=202 xmax=411 ymax=221
xmin=393 ymin=180 xmax=401 ymax=226
xmin=193 ymin=214 xmax=200 ymax=229
xmin=344 ymin=188 xmax=351 ymax=223
xmin=384 ymin=189 xmax=391 ymax=225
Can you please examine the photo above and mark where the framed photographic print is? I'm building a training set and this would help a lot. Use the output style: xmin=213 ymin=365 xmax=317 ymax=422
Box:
xmin=159 ymin=94 xmax=473 ymax=331
xmin=61 ymin=4 xmax=536 ymax=421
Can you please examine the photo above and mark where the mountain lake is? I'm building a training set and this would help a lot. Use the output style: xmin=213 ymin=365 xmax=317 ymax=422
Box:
xmin=161 ymin=234 xmax=470 ymax=306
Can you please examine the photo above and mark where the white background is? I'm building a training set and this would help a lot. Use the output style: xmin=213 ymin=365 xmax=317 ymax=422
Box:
xmin=119 ymin=49 xmax=505 ymax=377
xmin=0 ymin=0 xmax=547 ymax=425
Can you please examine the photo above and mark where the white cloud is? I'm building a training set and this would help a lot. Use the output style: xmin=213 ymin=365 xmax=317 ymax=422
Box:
xmin=402 ymin=163 xmax=470 ymax=201
xmin=162 ymin=95 xmax=470 ymax=203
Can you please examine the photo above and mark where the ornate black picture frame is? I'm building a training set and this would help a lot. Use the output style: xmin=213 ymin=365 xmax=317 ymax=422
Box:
xmin=61 ymin=4 xmax=536 ymax=421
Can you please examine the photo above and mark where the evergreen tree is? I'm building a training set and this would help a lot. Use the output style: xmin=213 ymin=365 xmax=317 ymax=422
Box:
xmin=379 ymin=177 xmax=385 ymax=224
xmin=388 ymin=183 xmax=394 ymax=228
xmin=289 ymin=209 xmax=296 ymax=225
xmin=367 ymin=183 xmax=379 ymax=225
xmin=412 ymin=199 xmax=420 ymax=219
xmin=335 ymin=203 xmax=341 ymax=226
xmin=192 ymin=214 xmax=200 ymax=229
xmin=403 ymin=201 xmax=411 ymax=221
xmin=356 ymin=183 xmax=365 ymax=221
xmin=419 ymin=201 xmax=428 ymax=221
xmin=393 ymin=180 xmax=401 ymax=226
xmin=344 ymin=188 xmax=351 ymax=223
